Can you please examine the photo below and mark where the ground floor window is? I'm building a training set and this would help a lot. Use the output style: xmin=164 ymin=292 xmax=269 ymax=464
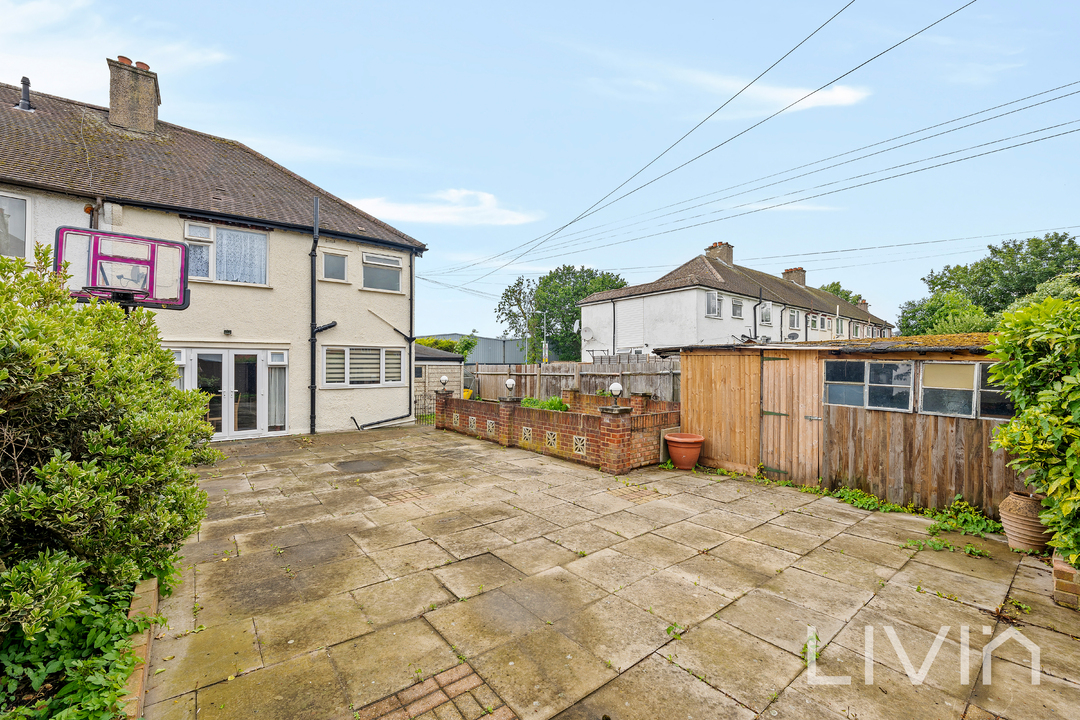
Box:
xmin=324 ymin=346 xmax=407 ymax=387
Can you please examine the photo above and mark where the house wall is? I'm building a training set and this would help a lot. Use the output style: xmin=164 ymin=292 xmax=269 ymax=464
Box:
xmin=108 ymin=204 xmax=415 ymax=435
xmin=0 ymin=182 xmax=91 ymax=260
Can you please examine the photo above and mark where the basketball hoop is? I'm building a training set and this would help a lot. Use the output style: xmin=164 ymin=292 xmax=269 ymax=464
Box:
xmin=80 ymin=286 xmax=152 ymax=314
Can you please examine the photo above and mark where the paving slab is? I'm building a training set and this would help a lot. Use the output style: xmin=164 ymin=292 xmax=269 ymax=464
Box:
xmin=145 ymin=618 xmax=262 ymax=704
xmin=688 ymin=508 xmax=764 ymax=535
xmin=670 ymin=554 xmax=769 ymax=599
xmin=370 ymin=539 xmax=457 ymax=578
xmin=253 ymin=592 xmax=370 ymax=665
xmin=492 ymin=538 xmax=579 ymax=575
xmin=426 ymin=589 xmax=544 ymax=658
xmin=438 ymin=526 xmax=514 ymax=559
xmin=970 ymin=653 xmax=1080 ymax=718
xmin=845 ymin=512 xmax=935 ymax=546
xmin=487 ymin=513 xmax=560 ymax=544
xmin=433 ymin=554 xmax=526 ymax=599
xmin=553 ymin=595 xmax=670 ymax=672
xmin=196 ymin=650 xmax=348 ymax=720
xmin=471 ymin=626 xmax=616 ymax=720
xmin=866 ymin=583 xmax=992 ymax=641
xmin=769 ymin=510 xmax=850 ymax=538
xmin=744 ymin=522 xmax=827 ymax=555
xmin=824 ymin=532 xmax=914 ymax=569
xmin=526 ymin=502 xmax=601 ymax=528
xmin=352 ymin=572 xmax=455 ymax=626
xmin=563 ymin=548 xmax=657 ymax=593
xmin=608 ymin=532 xmax=698 ymax=569
xmin=615 ymin=568 xmax=730 ymax=625
xmin=414 ymin=511 xmax=483 ymax=538
xmin=588 ymin=510 xmax=657 ymax=539
xmin=761 ymin=566 xmax=875 ymax=621
xmin=623 ymin=498 xmax=698 ymax=525
xmin=502 ymin=567 xmax=608 ymax=622
xmin=289 ymin=555 xmax=388 ymax=601
xmin=143 ymin=691 xmax=196 ymax=720
xmin=708 ymin=536 xmax=800 ymax=575
xmin=542 ymin=522 xmax=623 ymax=555
xmin=889 ymin=560 xmax=1010 ymax=611
xmin=351 ymin=522 xmax=429 ymax=552
xmin=550 ymin=653 xmax=754 ymax=720
xmin=651 ymin=519 xmax=731 ymax=550
xmin=717 ymin=590 xmax=846 ymax=655
xmin=1006 ymin=587 xmax=1080 ymax=636
xmin=671 ymin=617 xmax=805 ymax=712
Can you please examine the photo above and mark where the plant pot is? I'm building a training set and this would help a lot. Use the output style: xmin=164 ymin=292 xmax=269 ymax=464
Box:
xmin=999 ymin=491 xmax=1053 ymax=552
xmin=665 ymin=433 xmax=705 ymax=471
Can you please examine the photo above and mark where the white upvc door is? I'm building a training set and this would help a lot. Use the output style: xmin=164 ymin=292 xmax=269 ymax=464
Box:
xmin=191 ymin=350 xmax=268 ymax=439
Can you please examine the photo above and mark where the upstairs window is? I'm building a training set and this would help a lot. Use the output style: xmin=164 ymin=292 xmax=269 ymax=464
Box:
xmin=827 ymin=317 xmax=833 ymax=331
xmin=323 ymin=252 xmax=347 ymax=281
xmin=837 ymin=318 xmax=845 ymax=334
xmin=706 ymin=291 xmax=722 ymax=318
xmin=853 ymin=324 xmax=861 ymax=338
xmin=789 ymin=310 xmax=800 ymax=329
xmin=363 ymin=252 xmax=402 ymax=292
xmin=760 ymin=302 xmax=772 ymax=325
xmin=1 ymin=191 xmax=29 ymax=259
xmin=810 ymin=315 xmax=818 ymax=330
xmin=184 ymin=222 xmax=268 ymax=285
xmin=731 ymin=299 xmax=744 ymax=319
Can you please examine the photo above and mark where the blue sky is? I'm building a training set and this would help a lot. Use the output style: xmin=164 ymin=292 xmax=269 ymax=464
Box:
xmin=4 ymin=0 xmax=1078 ymax=335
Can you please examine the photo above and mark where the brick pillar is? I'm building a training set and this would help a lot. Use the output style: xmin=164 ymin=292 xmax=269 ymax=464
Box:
xmin=561 ymin=388 xmax=579 ymax=412
xmin=498 ymin=397 xmax=521 ymax=447
xmin=630 ymin=392 xmax=650 ymax=415
xmin=1053 ymin=551 xmax=1080 ymax=609
xmin=599 ymin=405 xmax=633 ymax=475
xmin=434 ymin=390 xmax=452 ymax=429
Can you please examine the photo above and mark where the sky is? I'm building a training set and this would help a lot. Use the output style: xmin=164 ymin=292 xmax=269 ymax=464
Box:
xmin=3 ymin=0 xmax=1079 ymax=336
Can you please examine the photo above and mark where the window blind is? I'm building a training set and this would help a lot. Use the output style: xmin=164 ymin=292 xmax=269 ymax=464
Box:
xmin=325 ymin=348 xmax=346 ymax=384
xmin=350 ymin=348 xmax=381 ymax=385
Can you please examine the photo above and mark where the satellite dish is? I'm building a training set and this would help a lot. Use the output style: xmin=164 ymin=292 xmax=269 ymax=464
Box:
xmin=581 ymin=327 xmax=595 ymax=341
xmin=788 ymin=333 xmax=800 ymax=340
xmin=573 ymin=319 xmax=581 ymax=332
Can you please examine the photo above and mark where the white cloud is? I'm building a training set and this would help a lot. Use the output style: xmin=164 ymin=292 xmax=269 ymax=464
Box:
xmin=0 ymin=0 xmax=228 ymax=103
xmin=351 ymin=190 xmax=544 ymax=226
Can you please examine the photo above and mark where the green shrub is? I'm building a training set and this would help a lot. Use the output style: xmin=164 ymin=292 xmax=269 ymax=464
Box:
xmin=989 ymin=296 xmax=1080 ymax=564
xmin=519 ymin=396 xmax=569 ymax=412
xmin=0 ymin=247 xmax=216 ymax=637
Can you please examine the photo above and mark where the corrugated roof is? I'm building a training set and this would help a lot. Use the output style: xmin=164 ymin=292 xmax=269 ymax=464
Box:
xmin=657 ymin=332 xmax=996 ymax=356
xmin=579 ymin=254 xmax=891 ymax=326
xmin=0 ymin=82 xmax=424 ymax=251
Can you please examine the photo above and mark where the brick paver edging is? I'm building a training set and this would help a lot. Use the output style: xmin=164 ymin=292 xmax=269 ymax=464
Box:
xmin=354 ymin=662 xmax=517 ymax=720
xmin=120 ymin=577 xmax=159 ymax=719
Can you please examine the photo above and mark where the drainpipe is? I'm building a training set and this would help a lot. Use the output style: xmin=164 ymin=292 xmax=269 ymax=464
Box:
xmin=752 ymin=289 xmax=763 ymax=340
xmin=360 ymin=252 xmax=416 ymax=429
xmin=308 ymin=199 xmax=339 ymax=434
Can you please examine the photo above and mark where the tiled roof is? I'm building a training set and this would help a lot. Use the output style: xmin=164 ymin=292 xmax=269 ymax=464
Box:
xmin=579 ymin=255 xmax=891 ymax=326
xmin=0 ymin=83 xmax=424 ymax=251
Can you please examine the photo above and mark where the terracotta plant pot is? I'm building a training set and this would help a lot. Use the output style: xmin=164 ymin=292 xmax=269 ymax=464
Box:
xmin=665 ymin=433 xmax=705 ymax=471
xmin=999 ymin=491 xmax=1053 ymax=552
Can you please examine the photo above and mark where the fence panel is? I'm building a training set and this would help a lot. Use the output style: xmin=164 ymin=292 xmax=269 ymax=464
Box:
xmin=475 ymin=358 xmax=681 ymax=402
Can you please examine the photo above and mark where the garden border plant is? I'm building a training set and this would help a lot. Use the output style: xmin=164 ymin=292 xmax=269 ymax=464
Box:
xmin=1 ymin=248 xmax=217 ymax=718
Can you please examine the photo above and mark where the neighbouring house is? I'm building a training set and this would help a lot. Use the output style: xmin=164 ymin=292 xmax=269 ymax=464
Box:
xmin=414 ymin=345 xmax=465 ymax=399
xmin=656 ymin=333 xmax=1024 ymax=516
xmin=1 ymin=59 xmax=425 ymax=439
xmin=577 ymin=242 xmax=893 ymax=360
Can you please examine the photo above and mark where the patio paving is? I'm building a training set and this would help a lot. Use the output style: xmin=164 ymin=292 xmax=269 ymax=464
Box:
xmin=143 ymin=426 xmax=1080 ymax=720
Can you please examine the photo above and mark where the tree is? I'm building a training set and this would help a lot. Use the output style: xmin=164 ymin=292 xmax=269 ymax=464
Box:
xmin=923 ymin=232 xmax=1080 ymax=314
xmin=819 ymin=281 xmax=862 ymax=305
xmin=415 ymin=331 xmax=477 ymax=359
xmin=534 ymin=266 xmax=626 ymax=362
xmin=1002 ymin=272 xmax=1080 ymax=315
xmin=495 ymin=277 xmax=537 ymax=360
xmin=925 ymin=306 xmax=996 ymax=335
xmin=897 ymin=290 xmax=985 ymax=336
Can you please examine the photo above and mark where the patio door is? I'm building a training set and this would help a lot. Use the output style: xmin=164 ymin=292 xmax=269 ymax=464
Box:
xmin=195 ymin=350 xmax=266 ymax=439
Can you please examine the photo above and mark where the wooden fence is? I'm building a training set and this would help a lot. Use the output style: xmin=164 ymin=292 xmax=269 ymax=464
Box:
xmin=473 ymin=359 xmax=680 ymax=402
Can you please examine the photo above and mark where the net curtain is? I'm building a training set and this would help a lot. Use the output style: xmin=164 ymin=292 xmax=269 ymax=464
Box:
xmin=216 ymin=229 xmax=267 ymax=284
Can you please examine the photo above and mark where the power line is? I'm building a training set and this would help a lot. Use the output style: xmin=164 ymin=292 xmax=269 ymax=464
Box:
xmin=428 ymin=1 xmax=858 ymax=281
xmin=462 ymin=0 xmax=981 ymax=286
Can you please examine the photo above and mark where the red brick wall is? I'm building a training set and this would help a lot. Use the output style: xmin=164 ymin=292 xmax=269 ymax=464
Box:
xmin=511 ymin=406 xmax=603 ymax=466
xmin=445 ymin=398 xmax=500 ymax=441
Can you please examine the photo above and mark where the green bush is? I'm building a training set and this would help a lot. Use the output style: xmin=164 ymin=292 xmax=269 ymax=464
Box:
xmin=519 ymin=396 xmax=569 ymax=412
xmin=989 ymin=296 xmax=1080 ymax=564
xmin=0 ymin=248 xmax=215 ymax=635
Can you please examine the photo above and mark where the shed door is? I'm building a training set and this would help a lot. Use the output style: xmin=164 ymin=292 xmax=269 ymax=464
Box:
xmin=760 ymin=351 xmax=822 ymax=483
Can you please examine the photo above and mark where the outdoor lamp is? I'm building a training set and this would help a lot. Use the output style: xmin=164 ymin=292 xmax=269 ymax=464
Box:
xmin=609 ymin=382 xmax=623 ymax=403
xmin=440 ymin=375 xmax=448 ymax=388
xmin=505 ymin=378 xmax=516 ymax=392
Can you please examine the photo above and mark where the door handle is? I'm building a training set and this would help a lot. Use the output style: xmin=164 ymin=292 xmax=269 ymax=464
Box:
xmin=805 ymin=415 xmax=822 ymax=421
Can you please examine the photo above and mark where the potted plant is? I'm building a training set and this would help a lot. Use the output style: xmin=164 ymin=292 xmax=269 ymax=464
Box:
xmin=998 ymin=491 xmax=1053 ymax=552
xmin=665 ymin=433 xmax=705 ymax=470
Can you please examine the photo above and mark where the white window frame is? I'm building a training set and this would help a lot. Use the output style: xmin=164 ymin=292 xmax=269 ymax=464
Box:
xmin=0 ymin=189 xmax=33 ymax=260
xmin=183 ymin=221 xmax=270 ymax=286
xmin=853 ymin=324 xmax=861 ymax=338
xmin=322 ymin=346 xmax=408 ymax=388
xmin=321 ymin=251 xmax=349 ymax=283
xmin=827 ymin=317 xmax=833 ymax=331
xmin=788 ymin=310 xmax=800 ymax=329
xmin=836 ymin=318 xmax=845 ymax=335
xmin=706 ymin=291 xmax=722 ymax=318
xmin=361 ymin=252 xmax=403 ymax=293
xmin=919 ymin=361 xmax=977 ymax=419
xmin=823 ymin=359 xmax=914 ymax=413
xmin=810 ymin=315 xmax=818 ymax=330
xmin=760 ymin=302 xmax=773 ymax=326
xmin=731 ymin=298 xmax=744 ymax=319
xmin=268 ymin=350 xmax=289 ymax=366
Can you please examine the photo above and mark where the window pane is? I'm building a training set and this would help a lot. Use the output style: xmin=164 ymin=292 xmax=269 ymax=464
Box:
xmin=825 ymin=361 xmax=865 ymax=383
xmin=270 ymin=351 xmax=285 ymax=364
xmin=706 ymin=292 xmax=718 ymax=316
xmin=980 ymin=363 xmax=1003 ymax=390
xmin=868 ymin=362 xmax=912 ymax=387
xmin=761 ymin=306 xmax=771 ymax=323
xmin=869 ymin=385 xmax=910 ymax=410
xmin=0 ymin=195 xmax=27 ymax=258
xmin=364 ymin=253 xmax=401 ymax=267
xmin=826 ymin=383 xmax=865 ymax=406
xmin=731 ymin=300 xmax=743 ymax=318
xmin=187 ymin=224 xmax=211 ymax=239
xmin=325 ymin=348 xmax=346 ymax=384
xmin=324 ymin=254 xmax=346 ymax=280
xmin=385 ymin=350 xmax=402 ymax=382
xmin=979 ymin=390 xmax=1014 ymax=418
xmin=216 ymin=229 xmax=267 ymax=284
xmin=415 ymin=366 xmax=423 ymax=378
xmin=364 ymin=264 xmax=400 ymax=291
xmin=349 ymin=348 xmax=381 ymax=385
xmin=922 ymin=387 xmax=974 ymax=416
xmin=268 ymin=366 xmax=287 ymax=431
xmin=923 ymin=363 xmax=974 ymax=390
xmin=188 ymin=243 xmax=210 ymax=278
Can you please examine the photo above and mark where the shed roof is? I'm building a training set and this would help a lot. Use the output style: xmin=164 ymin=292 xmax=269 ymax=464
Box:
xmin=579 ymin=254 xmax=891 ymax=327
xmin=415 ymin=345 xmax=464 ymax=362
xmin=0 ymin=82 xmax=424 ymax=252
xmin=655 ymin=332 xmax=996 ymax=357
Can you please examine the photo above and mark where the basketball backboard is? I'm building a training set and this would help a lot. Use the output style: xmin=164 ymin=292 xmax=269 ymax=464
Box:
xmin=54 ymin=226 xmax=190 ymax=310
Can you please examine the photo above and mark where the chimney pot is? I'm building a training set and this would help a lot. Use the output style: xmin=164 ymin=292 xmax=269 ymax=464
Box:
xmin=857 ymin=298 xmax=869 ymax=312
xmin=135 ymin=61 xmax=149 ymax=70
xmin=781 ymin=267 xmax=806 ymax=286
xmin=15 ymin=76 xmax=32 ymax=111
xmin=704 ymin=241 xmax=734 ymax=265
xmin=107 ymin=57 xmax=161 ymax=133
xmin=118 ymin=55 xmax=132 ymax=65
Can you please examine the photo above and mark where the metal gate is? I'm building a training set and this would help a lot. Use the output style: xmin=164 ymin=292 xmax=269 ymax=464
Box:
xmin=413 ymin=392 xmax=435 ymax=426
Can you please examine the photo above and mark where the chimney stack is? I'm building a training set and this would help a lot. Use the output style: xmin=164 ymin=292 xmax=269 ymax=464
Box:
xmin=107 ymin=57 xmax=160 ymax=133
xmin=704 ymin=241 xmax=734 ymax=265
xmin=782 ymin=267 xmax=806 ymax=286
xmin=858 ymin=298 xmax=869 ymax=312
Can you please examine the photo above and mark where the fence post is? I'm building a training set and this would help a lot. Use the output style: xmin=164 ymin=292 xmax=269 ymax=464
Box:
xmin=434 ymin=389 xmax=452 ymax=429
xmin=599 ymin=405 xmax=633 ymax=475
xmin=498 ymin=397 xmax=521 ymax=447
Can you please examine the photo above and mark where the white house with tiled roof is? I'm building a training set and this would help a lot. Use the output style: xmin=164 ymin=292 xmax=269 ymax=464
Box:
xmin=577 ymin=242 xmax=893 ymax=360
xmin=1 ymin=58 xmax=425 ymax=438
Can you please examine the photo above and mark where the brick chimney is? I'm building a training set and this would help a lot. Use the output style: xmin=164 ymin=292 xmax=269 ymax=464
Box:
xmin=107 ymin=56 xmax=160 ymax=133
xmin=858 ymin=298 xmax=869 ymax=312
xmin=782 ymin=267 xmax=806 ymax=286
xmin=704 ymin=241 xmax=733 ymax=265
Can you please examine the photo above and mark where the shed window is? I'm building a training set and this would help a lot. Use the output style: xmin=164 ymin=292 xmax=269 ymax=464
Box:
xmin=824 ymin=361 xmax=865 ymax=407
xmin=731 ymin=299 xmax=743 ymax=319
xmin=921 ymin=362 xmax=975 ymax=417
xmin=706 ymin=291 xmax=722 ymax=318
xmin=867 ymin=362 xmax=913 ymax=411
xmin=978 ymin=363 xmax=1014 ymax=419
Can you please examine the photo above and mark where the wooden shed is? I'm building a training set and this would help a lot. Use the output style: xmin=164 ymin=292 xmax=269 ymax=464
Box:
xmin=662 ymin=333 xmax=1026 ymax=516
